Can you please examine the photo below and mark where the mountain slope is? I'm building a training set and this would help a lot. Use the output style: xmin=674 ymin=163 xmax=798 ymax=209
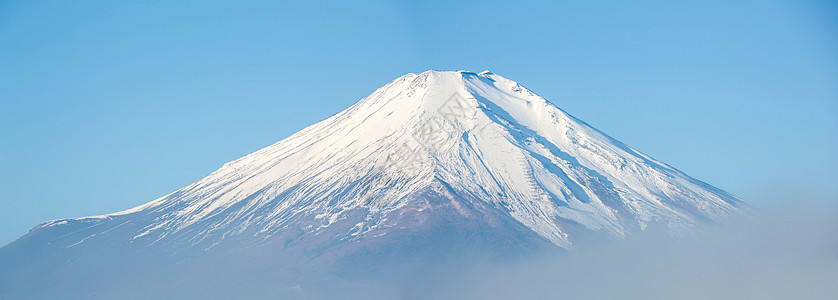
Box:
xmin=0 ymin=70 xmax=747 ymax=298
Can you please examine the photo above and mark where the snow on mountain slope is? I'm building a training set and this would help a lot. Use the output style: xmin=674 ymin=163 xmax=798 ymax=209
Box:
xmin=0 ymin=70 xmax=753 ymax=299
xmin=25 ymin=70 xmax=745 ymax=251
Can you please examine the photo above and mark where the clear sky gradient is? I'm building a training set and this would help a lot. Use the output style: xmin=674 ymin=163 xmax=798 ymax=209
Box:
xmin=1 ymin=0 xmax=836 ymax=246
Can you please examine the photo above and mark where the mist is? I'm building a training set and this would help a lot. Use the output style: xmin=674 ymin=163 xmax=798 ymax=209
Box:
xmin=383 ymin=200 xmax=838 ymax=300
xmin=446 ymin=204 xmax=838 ymax=299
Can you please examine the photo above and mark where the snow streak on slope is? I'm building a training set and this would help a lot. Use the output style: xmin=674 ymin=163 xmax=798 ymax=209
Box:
xmin=35 ymin=70 xmax=745 ymax=249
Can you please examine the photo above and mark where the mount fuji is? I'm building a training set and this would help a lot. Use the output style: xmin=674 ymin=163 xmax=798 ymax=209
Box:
xmin=0 ymin=70 xmax=747 ymax=299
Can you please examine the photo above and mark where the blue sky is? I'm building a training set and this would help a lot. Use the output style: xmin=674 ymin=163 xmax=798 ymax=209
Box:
xmin=1 ymin=0 xmax=836 ymax=246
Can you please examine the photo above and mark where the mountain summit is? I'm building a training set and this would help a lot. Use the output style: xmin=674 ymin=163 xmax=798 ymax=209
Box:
xmin=0 ymin=70 xmax=747 ymax=298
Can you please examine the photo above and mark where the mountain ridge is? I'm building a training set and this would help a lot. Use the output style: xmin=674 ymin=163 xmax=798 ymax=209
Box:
xmin=27 ymin=70 xmax=745 ymax=249
xmin=1 ymin=70 xmax=748 ymax=298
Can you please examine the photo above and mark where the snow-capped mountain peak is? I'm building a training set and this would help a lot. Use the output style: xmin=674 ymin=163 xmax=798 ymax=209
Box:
xmin=31 ymin=70 xmax=744 ymax=250
xmin=1 ymin=70 xmax=750 ymax=299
